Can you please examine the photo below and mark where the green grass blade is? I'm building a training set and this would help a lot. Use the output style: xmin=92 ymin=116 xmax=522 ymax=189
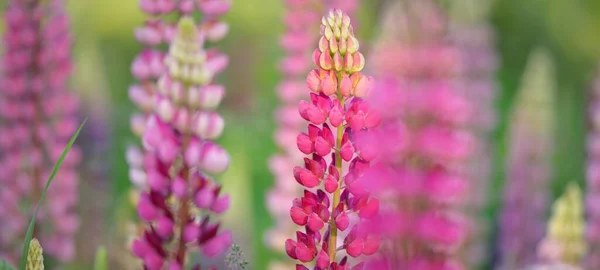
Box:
xmin=18 ymin=120 xmax=86 ymax=270
xmin=93 ymin=246 xmax=108 ymax=270
xmin=0 ymin=259 xmax=16 ymax=270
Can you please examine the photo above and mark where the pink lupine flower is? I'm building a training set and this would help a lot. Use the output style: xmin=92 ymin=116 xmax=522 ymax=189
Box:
xmin=358 ymin=0 xmax=474 ymax=268
xmin=448 ymin=0 xmax=499 ymax=267
xmin=585 ymin=67 xmax=600 ymax=269
xmin=0 ymin=0 xmax=81 ymax=264
xmin=498 ymin=48 xmax=556 ymax=269
xmin=127 ymin=0 xmax=230 ymax=185
xmin=130 ymin=17 xmax=232 ymax=269
xmin=284 ymin=9 xmax=380 ymax=269
xmin=265 ymin=1 xmax=359 ymax=268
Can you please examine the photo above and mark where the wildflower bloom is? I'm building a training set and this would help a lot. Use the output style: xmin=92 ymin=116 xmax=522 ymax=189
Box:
xmin=285 ymin=9 xmax=380 ymax=269
xmin=266 ymin=1 xmax=359 ymax=268
xmin=0 ymin=0 xmax=80 ymax=264
xmin=131 ymin=17 xmax=232 ymax=269
xmin=498 ymin=48 xmax=556 ymax=269
xmin=361 ymin=0 xmax=473 ymax=268
xmin=586 ymin=66 xmax=600 ymax=269
xmin=448 ymin=0 xmax=498 ymax=267
xmin=128 ymin=0 xmax=230 ymax=183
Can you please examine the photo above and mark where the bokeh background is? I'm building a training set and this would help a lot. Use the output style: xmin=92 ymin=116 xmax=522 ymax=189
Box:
xmin=3 ymin=0 xmax=600 ymax=269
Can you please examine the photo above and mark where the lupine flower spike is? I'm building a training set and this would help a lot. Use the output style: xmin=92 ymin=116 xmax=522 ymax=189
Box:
xmin=449 ymin=0 xmax=498 ymax=267
xmin=586 ymin=65 xmax=600 ymax=269
xmin=266 ymin=1 xmax=359 ymax=269
xmin=364 ymin=0 xmax=473 ymax=268
xmin=128 ymin=0 xmax=230 ymax=190
xmin=27 ymin=239 xmax=44 ymax=270
xmin=285 ymin=9 xmax=380 ymax=270
xmin=0 ymin=0 xmax=81 ymax=264
xmin=498 ymin=48 xmax=556 ymax=269
xmin=131 ymin=17 xmax=232 ymax=270
xmin=527 ymin=183 xmax=585 ymax=270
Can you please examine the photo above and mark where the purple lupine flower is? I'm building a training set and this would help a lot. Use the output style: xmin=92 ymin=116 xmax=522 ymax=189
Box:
xmin=0 ymin=0 xmax=81 ymax=264
xmin=448 ymin=0 xmax=499 ymax=267
xmin=361 ymin=0 xmax=474 ymax=268
xmin=130 ymin=17 xmax=232 ymax=270
xmin=497 ymin=48 xmax=556 ymax=269
xmin=585 ymin=67 xmax=600 ymax=269
xmin=265 ymin=1 xmax=359 ymax=269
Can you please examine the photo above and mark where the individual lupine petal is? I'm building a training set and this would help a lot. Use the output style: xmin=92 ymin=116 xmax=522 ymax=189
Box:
xmin=346 ymin=238 xmax=363 ymax=257
xmin=317 ymin=250 xmax=330 ymax=268
xmin=315 ymin=136 xmax=332 ymax=156
xmin=202 ymin=231 xmax=233 ymax=257
xmin=307 ymin=69 xmax=321 ymax=93
xmin=297 ymin=132 xmax=314 ymax=154
xmin=295 ymin=242 xmax=316 ymax=263
xmin=335 ymin=211 xmax=349 ymax=231
xmin=339 ymin=74 xmax=352 ymax=97
xmin=319 ymin=50 xmax=333 ymax=70
xmin=193 ymin=111 xmax=224 ymax=139
xmin=156 ymin=216 xmax=175 ymax=239
xmin=358 ymin=198 xmax=379 ymax=219
xmin=363 ymin=235 xmax=379 ymax=255
xmin=324 ymin=175 xmax=338 ymax=193
xmin=333 ymin=52 xmax=343 ymax=71
xmin=321 ymin=73 xmax=338 ymax=96
xmin=307 ymin=212 xmax=325 ymax=231
xmin=198 ymin=142 xmax=230 ymax=174
xmin=291 ymin=206 xmax=309 ymax=226
xmin=195 ymin=187 xmax=216 ymax=208
xmin=286 ymin=239 xmax=298 ymax=260
xmin=293 ymin=166 xmax=320 ymax=188
xmin=138 ymin=195 xmax=159 ymax=221
xmin=211 ymin=194 xmax=230 ymax=214
xmin=353 ymin=75 xmax=373 ymax=98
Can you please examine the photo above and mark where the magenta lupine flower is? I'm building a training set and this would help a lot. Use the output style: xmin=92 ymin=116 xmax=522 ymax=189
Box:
xmin=448 ymin=1 xmax=499 ymax=267
xmin=130 ymin=17 xmax=232 ymax=270
xmin=266 ymin=1 xmax=359 ymax=268
xmin=0 ymin=0 xmax=81 ymax=264
xmin=128 ymin=0 xmax=229 ymax=184
xmin=498 ymin=48 xmax=556 ymax=269
xmin=284 ymin=9 xmax=380 ymax=269
xmin=585 ymin=67 xmax=600 ymax=268
xmin=359 ymin=0 xmax=474 ymax=268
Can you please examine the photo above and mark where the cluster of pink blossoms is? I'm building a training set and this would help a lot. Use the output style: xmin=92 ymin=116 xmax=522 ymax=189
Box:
xmin=129 ymin=15 xmax=232 ymax=270
xmin=361 ymin=0 xmax=474 ymax=269
xmin=128 ymin=0 xmax=229 ymax=145
xmin=588 ymin=68 xmax=600 ymax=269
xmin=285 ymin=9 xmax=381 ymax=270
xmin=266 ymin=1 xmax=359 ymax=269
xmin=0 ymin=0 xmax=81 ymax=264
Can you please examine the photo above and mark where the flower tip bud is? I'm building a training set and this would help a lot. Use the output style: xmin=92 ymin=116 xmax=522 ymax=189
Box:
xmin=177 ymin=17 xmax=197 ymax=41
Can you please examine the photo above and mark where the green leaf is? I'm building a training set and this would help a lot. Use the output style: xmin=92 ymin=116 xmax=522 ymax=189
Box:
xmin=93 ymin=246 xmax=108 ymax=270
xmin=0 ymin=259 xmax=16 ymax=270
xmin=18 ymin=120 xmax=86 ymax=270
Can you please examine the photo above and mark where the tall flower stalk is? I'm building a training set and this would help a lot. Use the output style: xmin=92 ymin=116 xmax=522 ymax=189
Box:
xmin=128 ymin=0 xmax=230 ymax=189
xmin=266 ymin=1 xmax=359 ymax=269
xmin=586 ymin=66 xmax=600 ymax=269
xmin=364 ymin=0 xmax=473 ymax=268
xmin=449 ymin=0 xmax=498 ymax=267
xmin=285 ymin=9 xmax=380 ymax=269
xmin=498 ymin=48 xmax=556 ymax=269
xmin=130 ymin=17 xmax=232 ymax=269
xmin=0 ymin=0 xmax=80 ymax=264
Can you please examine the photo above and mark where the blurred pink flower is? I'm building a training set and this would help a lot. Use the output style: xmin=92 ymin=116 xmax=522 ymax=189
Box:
xmin=0 ymin=0 xmax=81 ymax=264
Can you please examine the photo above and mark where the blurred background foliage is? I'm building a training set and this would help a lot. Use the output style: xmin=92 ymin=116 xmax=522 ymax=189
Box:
xmin=2 ymin=0 xmax=600 ymax=268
